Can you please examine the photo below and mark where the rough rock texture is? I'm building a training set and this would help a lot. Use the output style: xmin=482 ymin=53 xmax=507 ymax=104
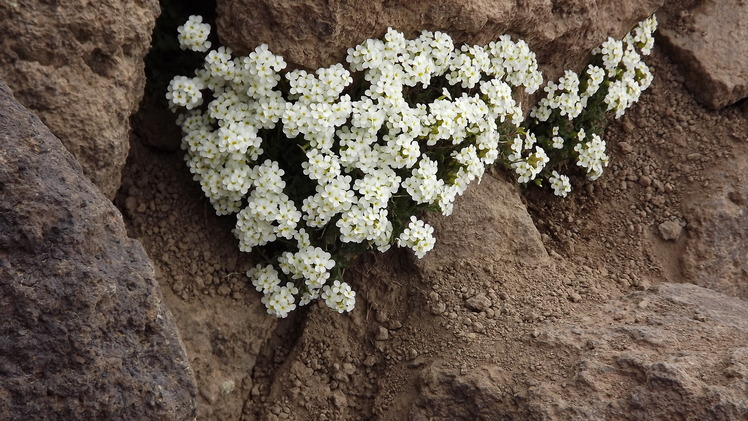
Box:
xmin=0 ymin=0 xmax=160 ymax=198
xmin=411 ymin=283 xmax=748 ymax=420
xmin=657 ymin=218 xmax=685 ymax=241
xmin=658 ymin=0 xmax=748 ymax=109
xmin=216 ymin=0 xmax=661 ymax=73
xmin=412 ymin=362 xmax=514 ymax=420
xmin=0 ymin=82 xmax=197 ymax=419
xmin=423 ymin=172 xmax=548 ymax=266
xmin=681 ymin=159 xmax=748 ymax=299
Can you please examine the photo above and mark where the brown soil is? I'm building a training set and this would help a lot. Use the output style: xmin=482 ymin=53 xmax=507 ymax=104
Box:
xmin=116 ymin=45 xmax=747 ymax=420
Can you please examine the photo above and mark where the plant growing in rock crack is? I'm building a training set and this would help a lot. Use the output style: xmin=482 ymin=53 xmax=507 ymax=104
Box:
xmin=144 ymin=0 xmax=217 ymax=108
xmin=165 ymin=15 xmax=657 ymax=317
xmin=522 ymin=16 xmax=657 ymax=195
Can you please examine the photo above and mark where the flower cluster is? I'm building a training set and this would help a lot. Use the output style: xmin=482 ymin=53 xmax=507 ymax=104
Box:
xmin=166 ymin=15 xmax=656 ymax=317
xmin=397 ymin=216 xmax=437 ymax=259
xmin=573 ymin=129 xmax=609 ymax=180
xmin=166 ymin=76 xmax=204 ymax=110
xmin=549 ymin=171 xmax=572 ymax=197
xmin=595 ymin=16 xmax=657 ymax=118
xmin=177 ymin=15 xmax=211 ymax=53
xmin=524 ymin=15 xmax=656 ymax=191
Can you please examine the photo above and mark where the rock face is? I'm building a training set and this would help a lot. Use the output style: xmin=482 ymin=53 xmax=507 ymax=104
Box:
xmin=423 ymin=172 xmax=548 ymax=266
xmin=658 ymin=0 xmax=748 ymax=109
xmin=216 ymin=0 xmax=661 ymax=73
xmin=0 ymin=0 xmax=160 ymax=198
xmin=0 ymin=82 xmax=197 ymax=419
xmin=411 ymin=283 xmax=748 ymax=420
xmin=681 ymin=160 xmax=748 ymax=299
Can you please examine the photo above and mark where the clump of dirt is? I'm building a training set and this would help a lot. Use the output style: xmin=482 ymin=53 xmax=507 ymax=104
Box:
xmin=117 ymin=42 xmax=747 ymax=419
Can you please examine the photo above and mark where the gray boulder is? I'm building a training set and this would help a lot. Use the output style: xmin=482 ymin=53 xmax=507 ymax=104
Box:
xmin=0 ymin=81 xmax=197 ymax=420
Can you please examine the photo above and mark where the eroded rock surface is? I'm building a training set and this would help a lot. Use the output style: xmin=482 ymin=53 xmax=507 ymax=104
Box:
xmin=681 ymin=159 xmax=748 ymax=299
xmin=0 ymin=0 xmax=160 ymax=198
xmin=423 ymin=173 xmax=548 ymax=266
xmin=0 ymin=82 xmax=197 ymax=419
xmin=216 ymin=0 xmax=661 ymax=73
xmin=658 ymin=0 xmax=748 ymax=109
xmin=411 ymin=283 xmax=748 ymax=420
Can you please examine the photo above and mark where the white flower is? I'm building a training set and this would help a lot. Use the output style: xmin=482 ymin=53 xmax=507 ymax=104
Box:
xmin=446 ymin=51 xmax=482 ymax=89
xmin=261 ymin=282 xmax=299 ymax=318
xmin=204 ymin=46 xmax=235 ymax=82
xmin=529 ymin=102 xmax=552 ymax=122
xmin=551 ymin=126 xmax=564 ymax=149
xmin=248 ymin=264 xmax=281 ymax=294
xmin=301 ymin=149 xmax=341 ymax=183
xmin=177 ymin=15 xmax=211 ymax=52
xmin=337 ymin=203 xmax=392 ymax=246
xmin=346 ymin=37 xmax=386 ymax=71
xmin=510 ymin=143 xmax=548 ymax=184
xmin=403 ymin=157 xmax=444 ymax=204
xmin=600 ymin=38 xmax=624 ymax=77
xmin=166 ymin=76 xmax=204 ymax=110
xmin=574 ymin=133 xmax=609 ymax=180
xmin=321 ymin=280 xmax=356 ymax=313
xmin=397 ymin=216 xmax=436 ymax=258
xmin=170 ymin=15 xmax=657 ymax=318
xmin=278 ymin=246 xmax=335 ymax=290
xmin=452 ymin=145 xmax=484 ymax=183
xmin=354 ymin=168 xmax=401 ymax=209
xmin=549 ymin=171 xmax=571 ymax=197
xmin=631 ymin=15 xmax=657 ymax=55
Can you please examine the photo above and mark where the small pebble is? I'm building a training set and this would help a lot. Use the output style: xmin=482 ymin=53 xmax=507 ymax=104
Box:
xmin=658 ymin=219 xmax=685 ymax=241
xmin=375 ymin=326 xmax=390 ymax=341
xmin=465 ymin=294 xmax=491 ymax=312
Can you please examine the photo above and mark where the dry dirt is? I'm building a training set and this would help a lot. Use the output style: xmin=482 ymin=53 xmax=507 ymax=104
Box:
xmin=116 ymin=44 xmax=747 ymax=420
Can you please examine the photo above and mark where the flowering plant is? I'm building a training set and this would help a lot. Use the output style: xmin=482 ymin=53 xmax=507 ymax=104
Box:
xmin=524 ymin=16 xmax=657 ymax=194
xmin=166 ymin=15 xmax=656 ymax=317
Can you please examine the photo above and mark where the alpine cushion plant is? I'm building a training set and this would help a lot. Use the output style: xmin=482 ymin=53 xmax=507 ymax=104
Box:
xmin=166 ymin=15 xmax=657 ymax=317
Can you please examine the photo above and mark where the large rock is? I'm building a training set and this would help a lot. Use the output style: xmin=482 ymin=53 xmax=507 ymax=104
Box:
xmin=681 ymin=159 xmax=748 ymax=299
xmin=216 ymin=0 xmax=661 ymax=72
xmin=0 ymin=82 xmax=197 ymax=419
xmin=658 ymin=0 xmax=748 ymax=109
xmin=0 ymin=0 xmax=160 ymax=198
xmin=411 ymin=283 xmax=748 ymax=419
